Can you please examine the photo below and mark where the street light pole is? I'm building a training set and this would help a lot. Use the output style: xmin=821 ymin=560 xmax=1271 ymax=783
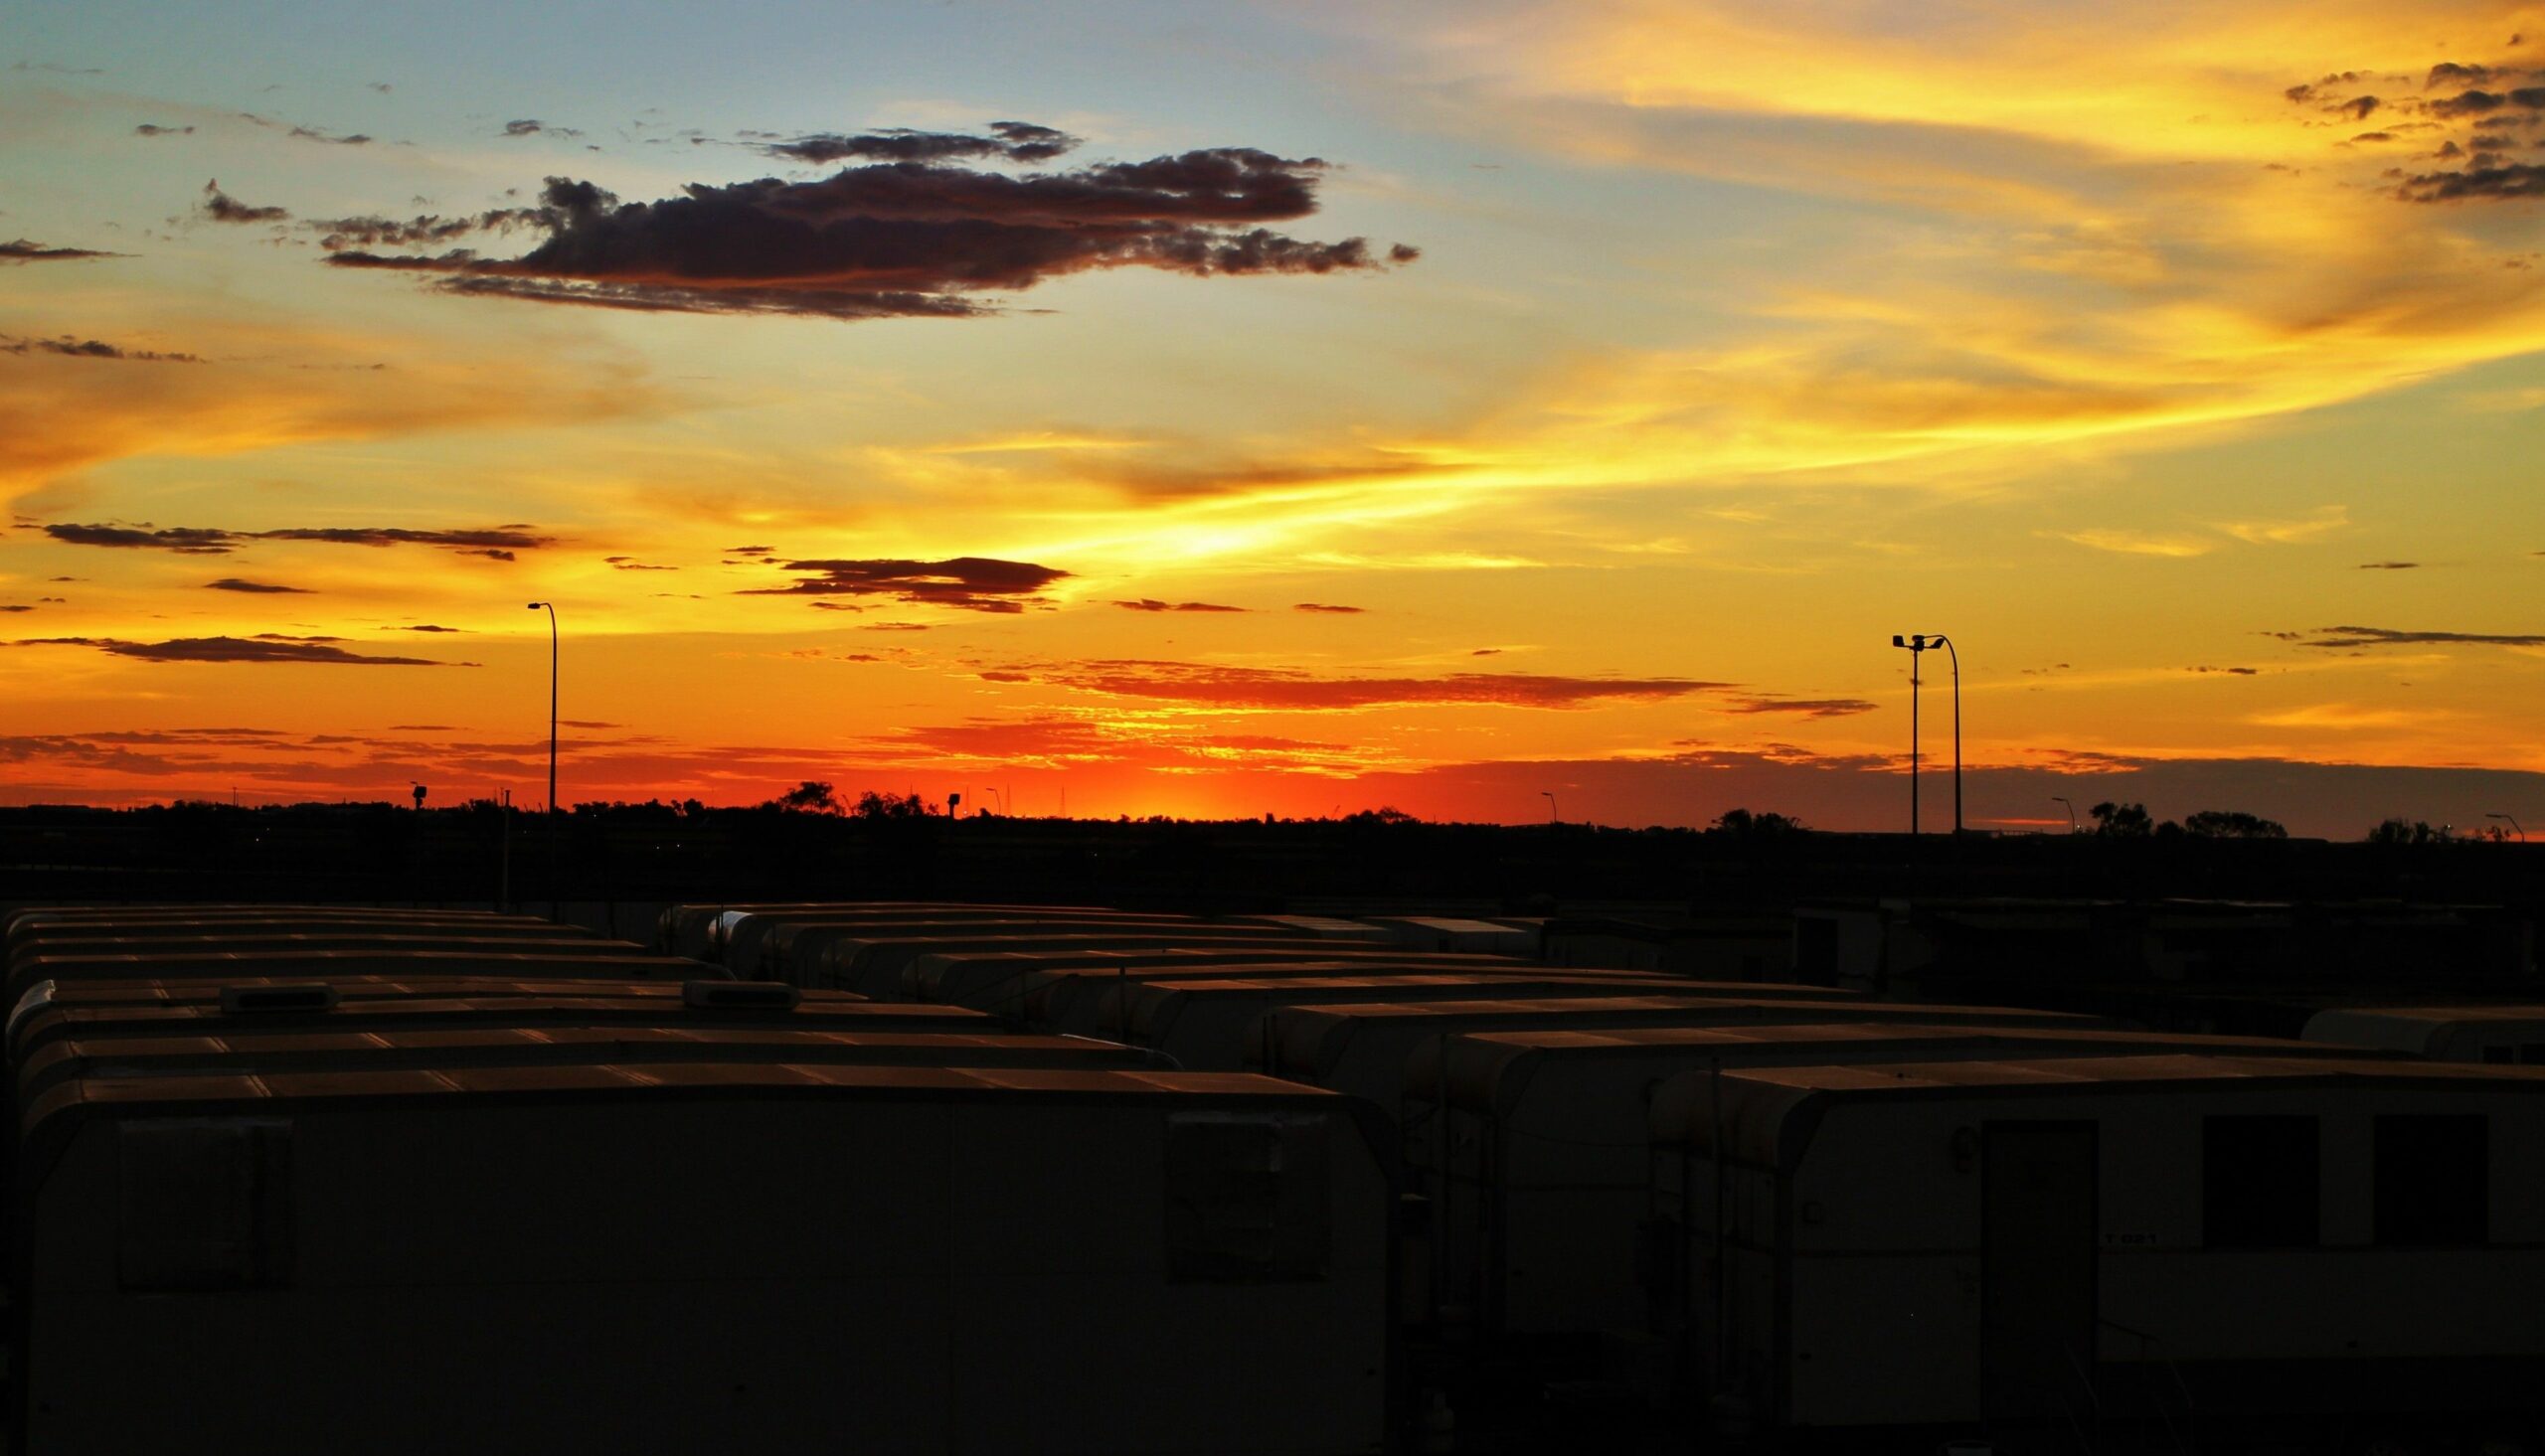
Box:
xmin=2052 ymin=795 xmax=2077 ymax=834
xmin=1541 ymin=790 xmax=1559 ymax=824
xmin=1930 ymin=633 xmax=1961 ymax=835
xmin=526 ymin=601 xmax=557 ymax=918
xmin=2488 ymin=812 xmax=2526 ymax=843
xmin=1892 ymin=635 xmax=1925 ymax=836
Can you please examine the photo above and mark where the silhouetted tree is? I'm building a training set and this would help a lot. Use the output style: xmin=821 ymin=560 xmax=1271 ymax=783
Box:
xmin=2089 ymin=801 xmax=2157 ymax=838
xmin=851 ymin=789 xmax=937 ymax=819
xmin=2367 ymin=817 xmax=2451 ymax=846
xmin=765 ymin=780 xmax=844 ymax=814
xmin=1711 ymin=808 xmax=1805 ymax=837
xmin=2182 ymin=809 xmax=2288 ymax=840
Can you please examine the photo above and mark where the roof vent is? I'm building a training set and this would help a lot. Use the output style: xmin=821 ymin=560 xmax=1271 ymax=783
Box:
xmin=217 ymin=983 xmax=341 ymax=1015
xmin=683 ymin=979 xmax=800 ymax=1011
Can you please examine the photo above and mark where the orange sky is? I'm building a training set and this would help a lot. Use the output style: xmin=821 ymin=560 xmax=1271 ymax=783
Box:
xmin=4 ymin=1 xmax=2543 ymax=834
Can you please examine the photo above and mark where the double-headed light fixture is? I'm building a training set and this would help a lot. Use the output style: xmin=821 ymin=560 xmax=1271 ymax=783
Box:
xmin=1890 ymin=633 xmax=1961 ymax=836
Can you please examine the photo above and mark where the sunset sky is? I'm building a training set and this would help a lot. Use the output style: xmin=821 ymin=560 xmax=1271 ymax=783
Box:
xmin=5 ymin=1 xmax=2543 ymax=834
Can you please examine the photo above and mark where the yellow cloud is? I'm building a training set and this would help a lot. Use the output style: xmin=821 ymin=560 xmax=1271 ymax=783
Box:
xmin=2045 ymin=528 xmax=2217 ymax=558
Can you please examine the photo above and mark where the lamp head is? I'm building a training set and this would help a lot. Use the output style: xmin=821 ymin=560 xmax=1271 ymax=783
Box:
xmin=526 ymin=601 xmax=545 ymax=610
xmin=1892 ymin=634 xmax=1905 ymax=647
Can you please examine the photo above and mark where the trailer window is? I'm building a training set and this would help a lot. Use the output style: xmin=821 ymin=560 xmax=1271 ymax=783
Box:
xmin=1165 ymin=1113 xmax=1332 ymax=1282
xmin=117 ymin=1118 xmax=294 ymax=1291
xmin=2374 ymin=1115 xmax=2487 ymax=1247
xmin=2202 ymin=1116 xmax=2317 ymax=1248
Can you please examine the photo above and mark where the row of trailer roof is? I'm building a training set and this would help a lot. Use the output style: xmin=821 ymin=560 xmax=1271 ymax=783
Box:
xmin=11 ymin=898 xmax=2545 ymax=1451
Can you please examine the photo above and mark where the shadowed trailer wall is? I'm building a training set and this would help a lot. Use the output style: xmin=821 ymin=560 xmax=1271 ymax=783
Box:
xmin=15 ymin=1067 xmax=1394 ymax=1456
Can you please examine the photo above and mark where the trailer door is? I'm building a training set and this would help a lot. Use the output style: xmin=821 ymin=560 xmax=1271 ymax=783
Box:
xmin=1980 ymin=1121 xmax=2098 ymax=1425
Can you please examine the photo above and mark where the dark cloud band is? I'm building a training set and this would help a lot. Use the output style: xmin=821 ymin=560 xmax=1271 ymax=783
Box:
xmin=742 ymin=557 xmax=1070 ymax=613
xmin=325 ymin=135 xmax=1418 ymax=320
xmin=44 ymin=523 xmax=553 ymax=555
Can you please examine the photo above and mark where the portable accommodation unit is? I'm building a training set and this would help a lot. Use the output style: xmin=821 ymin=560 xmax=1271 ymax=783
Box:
xmin=17 ymin=1026 xmax=1165 ymax=1103
xmin=8 ymin=991 xmax=994 ymax=1063
xmin=5 ymin=948 xmax=708 ymax=1004
xmin=907 ymin=946 xmax=1518 ymax=1020
xmin=752 ymin=909 xmax=1245 ymax=983
xmin=7 ymin=905 xmax=552 ymax=935
xmin=7 ymin=975 xmax=813 ymax=1017
xmin=1263 ymin=990 xmax=2094 ymax=1122
xmin=657 ymin=902 xmax=1006 ymax=959
xmin=1254 ymin=915 xmax=1399 ymax=942
xmin=1362 ymin=917 xmax=1542 ymax=958
xmin=6 ymin=936 xmax=634 ymax=988
xmin=1003 ymin=955 xmax=1564 ymax=1035
xmin=1645 ymin=1054 xmax=2545 ymax=1441
xmin=13 ymin=1064 xmax=1393 ymax=1455
xmin=1541 ymin=915 xmax=1797 ymax=981
xmin=10 ymin=912 xmax=589 ymax=942
xmin=713 ymin=906 xmax=1205 ymax=977
xmin=1419 ymin=1024 xmax=2352 ymax=1346
xmin=1110 ymin=975 xmax=1703 ymax=1072
xmin=815 ymin=924 xmax=1316 ymax=999
xmin=2302 ymin=1004 xmax=2545 ymax=1063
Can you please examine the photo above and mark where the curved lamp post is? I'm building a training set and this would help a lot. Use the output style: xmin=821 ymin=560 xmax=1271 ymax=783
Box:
xmin=1541 ymin=790 xmax=1559 ymax=825
xmin=526 ymin=601 xmax=558 ymax=918
xmin=2052 ymin=795 xmax=2077 ymax=834
xmin=526 ymin=602 xmax=557 ymax=817
xmin=1890 ymin=633 xmax=1962 ymax=835
xmin=2489 ymin=812 xmax=2526 ymax=843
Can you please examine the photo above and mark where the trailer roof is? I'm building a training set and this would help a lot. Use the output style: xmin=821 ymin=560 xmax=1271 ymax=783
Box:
xmin=2308 ymin=1004 xmax=2545 ymax=1027
xmin=27 ymin=1060 xmax=1335 ymax=1126
xmin=9 ymin=996 xmax=988 ymax=1056
xmin=1453 ymin=1023 xmax=2294 ymax=1053
xmin=18 ymin=1028 xmax=1153 ymax=1097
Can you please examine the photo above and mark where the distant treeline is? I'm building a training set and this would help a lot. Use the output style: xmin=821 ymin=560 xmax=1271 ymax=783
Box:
xmin=3 ymin=796 xmax=2535 ymax=917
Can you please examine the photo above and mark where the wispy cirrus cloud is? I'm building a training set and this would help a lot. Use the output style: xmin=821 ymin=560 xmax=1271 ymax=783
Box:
xmin=44 ymin=522 xmax=554 ymax=555
xmin=1111 ymin=597 xmax=1246 ymax=612
xmin=1 ymin=335 xmax=199 ymax=363
xmin=8 ymin=635 xmax=466 ymax=665
xmin=2290 ymin=624 xmax=2545 ymax=650
xmin=2046 ymin=528 xmax=2216 ymax=559
xmin=1720 ymin=695 xmax=1878 ymax=719
xmin=1 ymin=239 xmax=121 ymax=262
xmin=758 ymin=120 xmax=1079 ymax=165
xmin=1037 ymin=658 xmax=1731 ymax=710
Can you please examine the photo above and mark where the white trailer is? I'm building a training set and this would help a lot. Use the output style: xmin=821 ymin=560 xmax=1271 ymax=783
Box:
xmin=2303 ymin=1004 xmax=2545 ymax=1063
xmin=1361 ymin=917 xmax=1543 ymax=957
xmin=9 ymin=988 xmax=993 ymax=1061
xmin=6 ymin=948 xmax=709 ymax=1003
xmin=1272 ymin=992 xmax=2098 ymax=1123
xmin=1647 ymin=1054 xmax=2545 ymax=1440
xmin=1112 ymin=975 xmax=1700 ymax=1072
xmin=908 ymin=946 xmax=1516 ymax=1021
xmin=1418 ymin=1024 xmax=2354 ymax=1345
